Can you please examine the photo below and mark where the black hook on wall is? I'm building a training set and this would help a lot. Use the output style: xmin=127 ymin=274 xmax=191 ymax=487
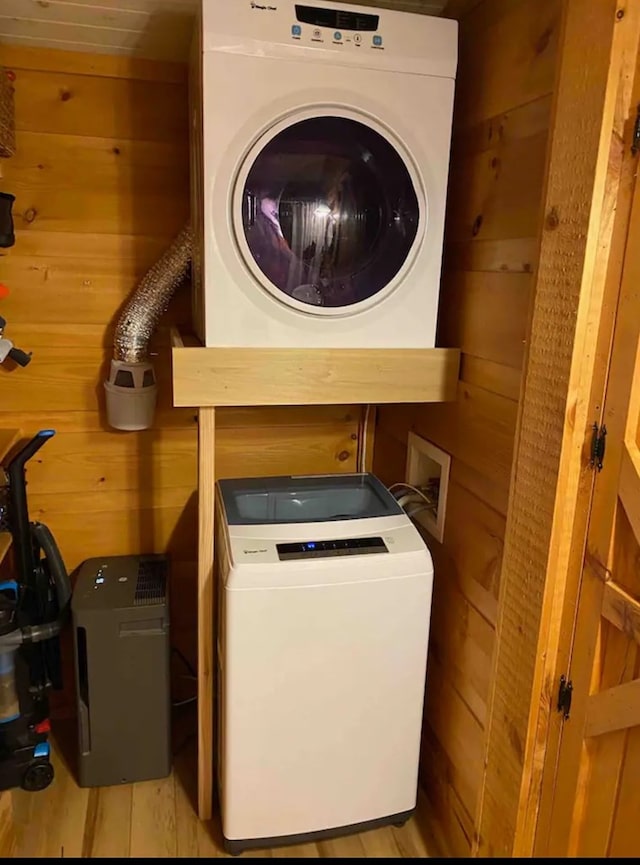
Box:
xmin=0 ymin=191 xmax=15 ymax=248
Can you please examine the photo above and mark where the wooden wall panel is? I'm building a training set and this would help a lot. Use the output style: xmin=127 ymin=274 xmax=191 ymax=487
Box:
xmin=429 ymin=569 xmax=495 ymax=725
xmin=454 ymin=0 xmax=561 ymax=129
xmin=424 ymin=656 xmax=485 ymax=819
xmin=434 ymin=481 xmax=506 ymax=626
xmin=0 ymin=47 xmax=361 ymax=717
xmin=13 ymin=69 xmax=187 ymax=140
xmin=377 ymin=383 xmax=518 ymax=499
xmin=419 ymin=726 xmax=475 ymax=857
xmin=438 ymin=271 xmax=531 ymax=368
xmin=374 ymin=0 xmax=562 ymax=852
xmin=445 ymin=133 xmax=549 ymax=243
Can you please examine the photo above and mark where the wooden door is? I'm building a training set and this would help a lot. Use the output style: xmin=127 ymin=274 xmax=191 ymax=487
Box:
xmin=539 ymin=114 xmax=640 ymax=856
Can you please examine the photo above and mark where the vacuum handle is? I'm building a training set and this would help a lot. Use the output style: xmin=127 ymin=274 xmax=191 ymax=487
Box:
xmin=6 ymin=430 xmax=56 ymax=586
xmin=7 ymin=430 xmax=55 ymax=474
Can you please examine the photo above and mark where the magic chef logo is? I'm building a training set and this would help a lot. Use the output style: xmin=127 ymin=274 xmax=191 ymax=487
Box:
xmin=250 ymin=1 xmax=278 ymax=9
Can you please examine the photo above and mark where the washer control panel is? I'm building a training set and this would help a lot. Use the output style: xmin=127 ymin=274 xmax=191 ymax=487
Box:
xmin=277 ymin=536 xmax=388 ymax=560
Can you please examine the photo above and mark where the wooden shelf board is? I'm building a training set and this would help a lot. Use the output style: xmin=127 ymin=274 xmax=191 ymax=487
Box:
xmin=172 ymin=346 xmax=460 ymax=408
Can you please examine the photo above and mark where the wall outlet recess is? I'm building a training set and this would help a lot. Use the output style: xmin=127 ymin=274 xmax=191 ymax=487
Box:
xmin=405 ymin=432 xmax=451 ymax=543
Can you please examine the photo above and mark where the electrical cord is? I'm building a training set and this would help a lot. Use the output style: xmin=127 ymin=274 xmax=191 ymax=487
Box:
xmin=388 ymin=481 xmax=438 ymax=511
xmin=171 ymin=645 xmax=197 ymax=708
xmin=406 ymin=503 xmax=436 ymax=518
xmin=172 ymin=696 xmax=197 ymax=707
xmin=171 ymin=645 xmax=197 ymax=678
xmin=388 ymin=480 xmax=435 ymax=497
xmin=396 ymin=493 xmax=429 ymax=510
xmin=402 ymin=496 xmax=437 ymax=514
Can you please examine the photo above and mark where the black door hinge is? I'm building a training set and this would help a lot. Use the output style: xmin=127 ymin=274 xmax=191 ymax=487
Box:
xmin=590 ymin=422 xmax=607 ymax=472
xmin=633 ymin=104 xmax=640 ymax=155
xmin=558 ymin=675 xmax=573 ymax=720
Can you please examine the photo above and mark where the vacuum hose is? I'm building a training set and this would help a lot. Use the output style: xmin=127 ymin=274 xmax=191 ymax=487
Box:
xmin=31 ymin=522 xmax=72 ymax=614
xmin=0 ymin=531 xmax=70 ymax=723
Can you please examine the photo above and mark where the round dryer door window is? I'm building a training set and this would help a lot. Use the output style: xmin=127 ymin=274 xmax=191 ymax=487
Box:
xmin=238 ymin=116 xmax=421 ymax=311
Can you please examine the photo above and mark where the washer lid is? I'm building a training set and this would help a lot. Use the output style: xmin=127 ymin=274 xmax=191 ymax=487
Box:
xmin=217 ymin=472 xmax=402 ymax=526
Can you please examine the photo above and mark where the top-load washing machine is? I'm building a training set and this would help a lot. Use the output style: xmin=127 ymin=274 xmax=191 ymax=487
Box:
xmin=190 ymin=1 xmax=458 ymax=348
xmin=215 ymin=473 xmax=434 ymax=853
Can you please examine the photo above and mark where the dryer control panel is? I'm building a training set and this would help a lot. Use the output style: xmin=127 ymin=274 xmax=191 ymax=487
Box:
xmin=295 ymin=5 xmax=379 ymax=31
xmin=291 ymin=4 xmax=384 ymax=49
xmin=203 ymin=0 xmax=457 ymax=80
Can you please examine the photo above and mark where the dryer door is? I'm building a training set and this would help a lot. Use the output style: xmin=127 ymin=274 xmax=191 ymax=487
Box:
xmin=235 ymin=113 xmax=421 ymax=313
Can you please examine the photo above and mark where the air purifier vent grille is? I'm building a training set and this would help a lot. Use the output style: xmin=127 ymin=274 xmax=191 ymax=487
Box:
xmin=134 ymin=558 xmax=167 ymax=606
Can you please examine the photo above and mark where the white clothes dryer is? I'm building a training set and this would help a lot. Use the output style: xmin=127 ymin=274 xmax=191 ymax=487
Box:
xmin=190 ymin=0 xmax=457 ymax=348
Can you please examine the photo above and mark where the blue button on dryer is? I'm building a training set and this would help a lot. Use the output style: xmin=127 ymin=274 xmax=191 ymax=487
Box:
xmin=373 ymin=35 xmax=383 ymax=46
xmin=334 ymin=31 xmax=342 ymax=41
xmin=34 ymin=742 xmax=50 ymax=759
xmin=291 ymin=25 xmax=301 ymax=36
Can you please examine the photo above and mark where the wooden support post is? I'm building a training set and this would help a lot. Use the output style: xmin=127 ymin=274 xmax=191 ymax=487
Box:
xmin=197 ymin=406 xmax=215 ymax=821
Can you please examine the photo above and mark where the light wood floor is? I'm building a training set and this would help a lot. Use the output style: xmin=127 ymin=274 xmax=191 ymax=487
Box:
xmin=9 ymin=719 xmax=444 ymax=858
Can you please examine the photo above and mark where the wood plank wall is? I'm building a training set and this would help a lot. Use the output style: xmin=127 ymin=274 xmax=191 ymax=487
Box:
xmin=0 ymin=44 xmax=361 ymax=715
xmin=372 ymin=0 xmax=562 ymax=855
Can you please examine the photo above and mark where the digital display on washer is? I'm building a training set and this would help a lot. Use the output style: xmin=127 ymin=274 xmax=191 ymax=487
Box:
xmin=277 ymin=536 xmax=388 ymax=560
xmin=295 ymin=5 xmax=379 ymax=31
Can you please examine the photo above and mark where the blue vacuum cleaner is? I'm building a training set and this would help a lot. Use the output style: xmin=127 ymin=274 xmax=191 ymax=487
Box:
xmin=0 ymin=430 xmax=71 ymax=791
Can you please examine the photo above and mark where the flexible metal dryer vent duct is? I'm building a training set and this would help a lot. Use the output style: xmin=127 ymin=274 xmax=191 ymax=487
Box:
xmin=104 ymin=224 xmax=192 ymax=431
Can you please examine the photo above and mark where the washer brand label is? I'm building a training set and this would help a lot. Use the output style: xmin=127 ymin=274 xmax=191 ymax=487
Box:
xmin=243 ymin=548 xmax=268 ymax=554
xmin=250 ymin=2 xmax=278 ymax=9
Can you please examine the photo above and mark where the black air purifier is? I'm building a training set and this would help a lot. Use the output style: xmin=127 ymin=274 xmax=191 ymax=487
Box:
xmin=71 ymin=555 xmax=171 ymax=787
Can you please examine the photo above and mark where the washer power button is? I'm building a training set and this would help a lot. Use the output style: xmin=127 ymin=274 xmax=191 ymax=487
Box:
xmin=373 ymin=35 xmax=383 ymax=46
